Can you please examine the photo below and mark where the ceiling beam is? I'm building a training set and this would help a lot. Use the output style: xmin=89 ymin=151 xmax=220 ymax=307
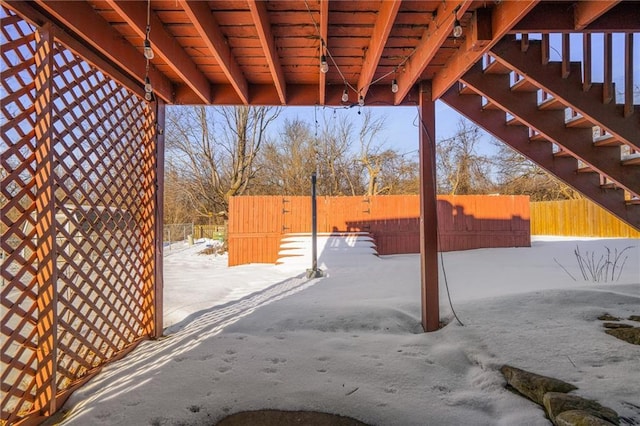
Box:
xmin=247 ymin=0 xmax=286 ymax=105
xmin=511 ymin=2 xmax=640 ymax=33
xmin=319 ymin=0 xmax=329 ymax=105
xmin=3 ymin=1 xmax=145 ymax=99
xmin=357 ymin=0 xmax=402 ymax=99
xmin=393 ymin=0 xmax=473 ymax=105
xmin=30 ymin=0 xmax=173 ymax=102
xmin=107 ymin=0 xmax=211 ymax=104
xmin=574 ymin=0 xmax=621 ymax=30
xmin=431 ymin=0 xmax=539 ymax=101
xmin=182 ymin=0 xmax=249 ymax=105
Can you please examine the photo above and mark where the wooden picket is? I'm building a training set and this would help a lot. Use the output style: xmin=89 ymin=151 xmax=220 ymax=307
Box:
xmin=228 ymin=195 xmax=531 ymax=266
xmin=531 ymin=199 xmax=640 ymax=237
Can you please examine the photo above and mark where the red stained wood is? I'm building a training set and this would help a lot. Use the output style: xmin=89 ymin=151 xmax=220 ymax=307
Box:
xmin=227 ymin=195 xmax=531 ymax=266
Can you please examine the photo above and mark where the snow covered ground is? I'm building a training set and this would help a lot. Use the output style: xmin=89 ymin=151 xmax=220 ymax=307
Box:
xmin=54 ymin=236 xmax=639 ymax=425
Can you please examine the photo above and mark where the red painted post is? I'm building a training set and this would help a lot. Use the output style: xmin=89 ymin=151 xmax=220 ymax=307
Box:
xmin=419 ymin=82 xmax=440 ymax=332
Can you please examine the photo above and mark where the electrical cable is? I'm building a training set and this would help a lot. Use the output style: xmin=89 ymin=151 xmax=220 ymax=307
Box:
xmin=414 ymin=103 xmax=464 ymax=327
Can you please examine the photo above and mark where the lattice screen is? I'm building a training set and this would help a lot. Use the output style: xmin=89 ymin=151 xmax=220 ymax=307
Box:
xmin=1 ymin=7 xmax=158 ymax=424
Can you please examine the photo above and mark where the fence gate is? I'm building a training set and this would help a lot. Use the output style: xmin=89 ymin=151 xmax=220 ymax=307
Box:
xmin=1 ymin=7 xmax=162 ymax=424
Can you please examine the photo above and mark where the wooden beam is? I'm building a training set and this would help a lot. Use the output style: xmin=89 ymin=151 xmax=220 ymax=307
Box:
xmin=431 ymin=0 xmax=539 ymax=100
xmin=583 ymin=33 xmax=592 ymax=91
xmin=512 ymin=2 xmax=640 ymax=33
xmin=30 ymin=0 xmax=173 ymax=102
xmin=541 ymin=33 xmax=549 ymax=65
xmin=182 ymin=0 xmax=249 ymax=104
xmin=574 ymin=0 xmax=620 ymax=30
xmin=4 ymin=1 xmax=147 ymax=100
xmin=33 ymin=22 xmax=58 ymax=416
xmin=603 ymin=33 xmax=613 ymax=104
xmin=319 ymin=0 xmax=329 ymax=105
xmin=624 ymin=33 xmax=633 ymax=118
xmin=394 ymin=0 xmax=473 ymax=105
xmin=561 ymin=33 xmax=570 ymax=78
xmin=357 ymin=0 xmax=402 ymax=98
xmin=418 ymin=82 xmax=439 ymax=332
xmin=107 ymin=0 xmax=211 ymax=103
xmin=248 ymin=0 xmax=286 ymax=105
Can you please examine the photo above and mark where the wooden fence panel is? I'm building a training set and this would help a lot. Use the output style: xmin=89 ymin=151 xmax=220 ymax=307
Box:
xmin=531 ymin=199 xmax=640 ymax=237
xmin=228 ymin=195 xmax=530 ymax=265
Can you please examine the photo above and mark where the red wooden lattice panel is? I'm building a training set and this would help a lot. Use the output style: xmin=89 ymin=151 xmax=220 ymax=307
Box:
xmin=1 ymin=7 xmax=158 ymax=424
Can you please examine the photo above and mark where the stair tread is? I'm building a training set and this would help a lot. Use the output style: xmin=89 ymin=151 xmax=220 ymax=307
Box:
xmin=576 ymin=166 xmax=595 ymax=173
xmin=594 ymin=134 xmax=623 ymax=147
xmin=482 ymin=99 xmax=502 ymax=110
xmin=600 ymin=182 xmax=618 ymax=189
xmin=622 ymin=154 xmax=640 ymax=166
xmin=538 ymin=96 xmax=565 ymax=111
xmin=459 ymin=85 xmax=475 ymax=95
xmin=484 ymin=59 xmax=512 ymax=75
xmin=506 ymin=116 xmax=526 ymax=126
xmin=511 ymin=78 xmax=539 ymax=92
xmin=565 ymin=114 xmax=594 ymax=128
xmin=553 ymin=150 xmax=573 ymax=157
xmin=529 ymin=132 xmax=547 ymax=142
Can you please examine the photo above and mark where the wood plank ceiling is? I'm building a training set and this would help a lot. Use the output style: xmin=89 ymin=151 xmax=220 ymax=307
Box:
xmin=7 ymin=0 xmax=640 ymax=106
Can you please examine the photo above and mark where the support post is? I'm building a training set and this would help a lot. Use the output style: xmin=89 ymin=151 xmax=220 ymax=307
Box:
xmin=419 ymin=82 xmax=439 ymax=332
xmin=154 ymin=99 xmax=165 ymax=338
xmin=307 ymin=172 xmax=323 ymax=278
xmin=33 ymin=22 xmax=58 ymax=416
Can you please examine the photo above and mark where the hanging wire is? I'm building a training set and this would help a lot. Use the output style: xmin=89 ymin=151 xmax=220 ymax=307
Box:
xmin=414 ymin=103 xmax=464 ymax=327
xmin=302 ymin=0 xmax=418 ymax=101
xmin=143 ymin=0 xmax=154 ymax=101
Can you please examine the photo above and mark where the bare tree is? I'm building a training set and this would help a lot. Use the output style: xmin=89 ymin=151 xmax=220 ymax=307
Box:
xmin=253 ymin=118 xmax=317 ymax=195
xmin=492 ymin=141 xmax=581 ymax=201
xmin=165 ymin=105 xmax=280 ymax=222
xmin=358 ymin=110 xmax=387 ymax=196
xmin=316 ymin=113 xmax=356 ymax=196
xmin=436 ymin=119 xmax=495 ymax=194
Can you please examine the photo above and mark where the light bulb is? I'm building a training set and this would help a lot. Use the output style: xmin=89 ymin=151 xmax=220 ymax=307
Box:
xmin=144 ymin=91 xmax=153 ymax=101
xmin=358 ymin=95 xmax=364 ymax=107
xmin=144 ymin=77 xmax=153 ymax=93
xmin=143 ymin=38 xmax=154 ymax=60
xmin=341 ymin=89 xmax=349 ymax=103
xmin=320 ymin=55 xmax=329 ymax=73
xmin=391 ymin=79 xmax=399 ymax=93
xmin=452 ymin=20 xmax=463 ymax=38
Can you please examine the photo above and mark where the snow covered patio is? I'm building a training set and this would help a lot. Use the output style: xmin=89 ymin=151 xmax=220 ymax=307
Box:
xmin=52 ymin=236 xmax=640 ymax=425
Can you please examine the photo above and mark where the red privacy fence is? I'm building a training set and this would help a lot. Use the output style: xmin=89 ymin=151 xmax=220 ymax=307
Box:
xmin=228 ymin=195 xmax=530 ymax=266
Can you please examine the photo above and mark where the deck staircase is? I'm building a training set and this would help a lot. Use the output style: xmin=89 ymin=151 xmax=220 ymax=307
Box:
xmin=441 ymin=36 xmax=640 ymax=230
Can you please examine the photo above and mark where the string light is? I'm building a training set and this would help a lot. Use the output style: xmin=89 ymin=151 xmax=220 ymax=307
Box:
xmin=303 ymin=0 xmax=417 ymax=104
xmin=143 ymin=38 xmax=154 ymax=60
xmin=144 ymin=76 xmax=153 ymax=93
xmin=341 ymin=88 xmax=349 ymax=103
xmin=452 ymin=6 xmax=463 ymax=38
xmin=320 ymin=54 xmax=329 ymax=73
xmin=143 ymin=0 xmax=153 ymax=102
